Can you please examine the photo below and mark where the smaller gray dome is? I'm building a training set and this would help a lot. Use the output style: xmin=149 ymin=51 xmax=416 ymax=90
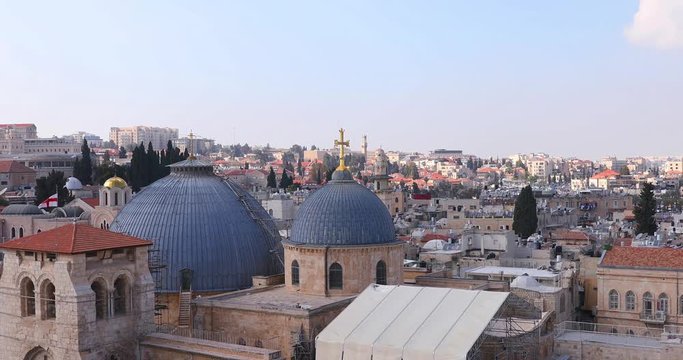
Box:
xmin=290 ymin=169 xmax=396 ymax=246
xmin=2 ymin=204 xmax=44 ymax=215
xmin=51 ymin=206 xmax=84 ymax=218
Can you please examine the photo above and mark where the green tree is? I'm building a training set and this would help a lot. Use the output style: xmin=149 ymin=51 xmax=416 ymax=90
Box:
xmin=35 ymin=170 xmax=71 ymax=207
xmin=634 ymin=182 xmax=658 ymax=235
xmin=73 ymin=139 xmax=93 ymax=185
xmin=103 ymin=150 xmax=111 ymax=165
xmin=267 ymin=167 xmax=277 ymax=188
xmin=512 ymin=185 xmax=538 ymax=239
xmin=279 ymin=169 xmax=292 ymax=189
xmin=118 ymin=146 xmax=127 ymax=159
xmin=620 ymin=165 xmax=630 ymax=176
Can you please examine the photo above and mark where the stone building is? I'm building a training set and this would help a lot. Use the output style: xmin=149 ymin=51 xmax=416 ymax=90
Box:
xmin=90 ymin=176 xmax=133 ymax=230
xmin=193 ymin=130 xmax=404 ymax=359
xmin=597 ymin=246 xmax=683 ymax=333
xmin=0 ymin=224 xmax=154 ymax=359
xmin=110 ymin=159 xmax=283 ymax=325
xmin=109 ymin=125 xmax=179 ymax=151
xmin=0 ymin=160 xmax=36 ymax=190
xmin=370 ymin=148 xmax=406 ymax=216
xmin=0 ymin=204 xmax=90 ymax=241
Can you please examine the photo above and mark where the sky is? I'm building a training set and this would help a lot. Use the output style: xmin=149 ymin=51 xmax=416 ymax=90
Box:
xmin=1 ymin=0 xmax=682 ymax=159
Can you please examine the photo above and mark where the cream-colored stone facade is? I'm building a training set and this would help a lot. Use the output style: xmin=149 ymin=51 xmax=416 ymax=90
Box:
xmin=0 ymin=246 xmax=154 ymax=359
xmin=597 ymin=266 xmax=683 ymax=332
xmin=283 ymin=241 xmax=404 ymax=296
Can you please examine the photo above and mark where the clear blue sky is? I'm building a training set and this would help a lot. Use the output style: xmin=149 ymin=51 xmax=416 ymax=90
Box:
xmin=1 ymin=0 xmax=681 ymax=159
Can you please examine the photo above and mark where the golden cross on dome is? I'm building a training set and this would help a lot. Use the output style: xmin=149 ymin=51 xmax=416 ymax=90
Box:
xmin=334 ymin=128 xmax=350 ymax=171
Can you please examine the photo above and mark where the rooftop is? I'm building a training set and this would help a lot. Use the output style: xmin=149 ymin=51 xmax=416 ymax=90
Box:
xmin=600 ymin=246 xmax=683 ymax=270
xmin=193 ymin=285 xmax=355 ymax=316
xmin=0 ymin=160 xmax=35 ymax=174
xmin=0 ymin=223 xmax=152 ymax=254
xmin=466 ymin=266 xmax=560 ymax=280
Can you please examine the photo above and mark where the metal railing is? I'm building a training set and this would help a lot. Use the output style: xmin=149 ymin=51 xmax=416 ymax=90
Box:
xmin=555 ymin=321 xmax=663 ymax=340
xmin=153 ymin=324 xmax=281 ymax=350
xmin=641 ymin=310 xmax=667 ymax=323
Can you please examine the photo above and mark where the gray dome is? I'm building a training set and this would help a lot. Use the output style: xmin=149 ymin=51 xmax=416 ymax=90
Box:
xmin=51 ymin=206 xmax=84 ymax=218
xmin=290 ymin=169 xmax=396 ymax=246
xmin=2 ymin=204 xmax=43 ymax=215
xmin=110 ymin=160 xmax=283 ymax=292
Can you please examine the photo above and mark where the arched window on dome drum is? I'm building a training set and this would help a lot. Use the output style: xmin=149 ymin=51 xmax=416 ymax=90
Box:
xmin=376 ymin=260 xmax=387 ymax=285
xmin=11 ymin=227 xmax=16 ymax=239
xmin=19 ymin=227 xmax=23 ymax=238
xmin=104 ymin=192 xmax=108 ymax=206
xmin=41 ymin=280 xmax=56 ymax=319
xmin=91 ymin=279 xmax=107 ymax=320
xmin=329 ymin=263 xmax=343 ymax=289
xmin=20 ymin=277 xmax=36 ymax=317
xmin=114 ymin=192 xmax=119 ymax=206
xmin=291 ymin=260 xmax=300 ymax=286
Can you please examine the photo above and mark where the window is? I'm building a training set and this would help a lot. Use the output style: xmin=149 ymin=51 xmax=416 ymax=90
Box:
xmin=658 ymin=293 xmax=669 ymax=315
xmin=376 ymin=260 xmax=387 ymax=285
xmin=291 ymin=260 xmax=300 ymax=286
xmin=91 ymin=279 xmax=107 ymax=320
xmin=41 ymin=281 xmax=56 ymax=319
xmin=11 ymin=227 xmax=15 ymax=239
xmin=20 ymin=278 xmax=36 ymax=317
xmin=560 ymin=294 xmax=566 ymax=313
xmin=608 ymin=290 xmax=619 ymax=310
xmin=626 ymin=291 xmax=636 ymax=311
xmin=643 ymin=292 xmax=653 ymax=315
xmin=679 ymin=296 xmax=683 ymax=315
xmin=329 ymin=263 xmax=343 ymax=289
xmin=113 ymin=276 xmax=128 ymax=316
xmin=114 ymin=193 xmax=119 ymax=206
xmin=19 ymin=228 xmax=23 ymax=238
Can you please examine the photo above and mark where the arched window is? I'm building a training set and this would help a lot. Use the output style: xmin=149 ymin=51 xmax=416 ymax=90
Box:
xmin=658 ymin=293 xmax=669 ymax=315
xmin=560 ymin=293 xmax=566 ymax=313
xmin=41 ymin=280 xmax=56 ymax=319
xmin=238 ymin=338 xmax=246 ymax=346
xmin=19 ymin=227 xmax=24 ymax=238
xmin=114 ymin=192 xmax=119 ymax=206
xmin=104 ymin=192 xmax=108 ymax=205
xmin=626 ymin=291 xmax=636 ymax=311
xmin=20 ymin=277 xmax=36 ymax=317
xmin=291 ymin=260 xmax=300 ymax=286
xmin=255 ymin=340 xmax=263 ymax=348
xmin=376 ymin=260 xmax=387 ymax=285
xmin=329 ymin=263 xmax=343 ymax=289
xmin=679 ymin=296 xmax=683 ymax=315
xmin=608 ymin=290 xmax=619 ymax=310
xmin=113 ymin=276 xmax=128 ymax=316
xmin=91 ymin=279 xmax=107 ymax=320
xmin=611 ymin=328 xmax=618 ymax=334
xmin=11 ymin=227 xmax=16 ymax=239
xmin=25 ymin=347 xmax=52 ymax=360
xmin=643 ymin=292 xmax=653 ymax=315
xmin=268 ymin=209 xmax=274 ymax=216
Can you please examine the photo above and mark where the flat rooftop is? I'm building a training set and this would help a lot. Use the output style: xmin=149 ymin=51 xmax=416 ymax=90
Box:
xmin=193 ymin=285 xmax=356 ymax=316
xmin=465 ymin=266 xmax=560 ymax=280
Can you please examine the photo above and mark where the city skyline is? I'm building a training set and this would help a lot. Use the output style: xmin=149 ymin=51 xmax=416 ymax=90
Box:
xmin=2 ymin=1 xmax=683 ymax=158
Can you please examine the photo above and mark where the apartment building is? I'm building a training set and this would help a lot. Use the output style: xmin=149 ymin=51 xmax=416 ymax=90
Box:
xmin=109 ymin=126 xmax=179 ymax=150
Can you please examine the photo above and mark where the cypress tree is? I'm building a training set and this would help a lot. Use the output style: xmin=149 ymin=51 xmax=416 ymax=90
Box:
xmin=267 ymin=167 xmax=277 ymax=188
xmin=634 ymin=182 xmax=658 ymax=235
xmin=279 ymin=169 xmax=292 ymax=189
xmin=512 ymin=185 xmax=538 ymax=239
xmin=81 ymin=139 xmax=92 ymax=185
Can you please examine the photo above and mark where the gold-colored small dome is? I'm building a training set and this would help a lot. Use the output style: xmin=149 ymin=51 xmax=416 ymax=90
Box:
xmin=103 ymin=176 xmax=128 ymax=189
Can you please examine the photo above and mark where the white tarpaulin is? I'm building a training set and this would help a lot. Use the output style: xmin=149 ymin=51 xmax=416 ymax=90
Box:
xmin=315 ymin=284 xmax=508 ymax=360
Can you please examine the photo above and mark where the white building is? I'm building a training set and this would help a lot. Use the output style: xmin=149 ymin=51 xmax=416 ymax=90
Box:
xmin=109 ymin=126 xmax=179 ymax=150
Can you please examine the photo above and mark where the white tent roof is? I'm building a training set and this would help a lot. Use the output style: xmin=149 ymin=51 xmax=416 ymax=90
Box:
xmin=316 ymin=285 xmax=509 ymax=360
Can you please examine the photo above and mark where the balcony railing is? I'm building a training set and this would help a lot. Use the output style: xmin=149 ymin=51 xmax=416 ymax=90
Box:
xmin=641 ymin=310 xmax=667 ymax=324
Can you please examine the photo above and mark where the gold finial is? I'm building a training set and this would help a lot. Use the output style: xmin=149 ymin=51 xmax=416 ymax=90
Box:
xmin=188 ymin=130 xmax=197 ymax=160
xmin=334 ymin=128 xmax=350 ymax=171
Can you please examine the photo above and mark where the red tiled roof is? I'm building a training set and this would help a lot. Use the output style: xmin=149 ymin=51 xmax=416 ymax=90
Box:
xmin=0 ymin=224 xmax=152 ymax=254
xmin=0 ymin=160 xmax=35 ymax=174
xmin=551 ymin=230 xmax=590 ymax=242
xmin=592 ymin=169 xmax=620 ymax=179
xmin=600 ymin=246 xmax=683 ymax=269
xmin=0 ymin=123 xmax=35 ymax=128
xmin=82 ymin=198 xmax=99 ymax=208
xmin=421 ymin=233 xmax=450 ymax=242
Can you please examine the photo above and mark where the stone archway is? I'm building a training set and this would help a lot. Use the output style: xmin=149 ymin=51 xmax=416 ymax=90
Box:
xmin=24 ymin=346 xmax=53 ymax=360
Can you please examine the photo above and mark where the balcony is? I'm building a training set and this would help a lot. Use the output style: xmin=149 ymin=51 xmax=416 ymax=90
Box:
xmin=641 ymin=310 xmax=667 ymax=325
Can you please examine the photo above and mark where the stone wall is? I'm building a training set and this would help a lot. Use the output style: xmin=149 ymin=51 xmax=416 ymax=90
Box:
xmin=283 ymin=242 xmax=403 ymax=296
xmin=555 ymin=338 xmax=683 ymax=360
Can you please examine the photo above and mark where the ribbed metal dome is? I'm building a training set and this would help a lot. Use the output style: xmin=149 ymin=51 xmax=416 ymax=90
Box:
xmin=290 ymin=169 xmax=396 ymax=246
xmin=110 ymin=160 xmax=283 ymax=292
xmin=2 ymin=204 xmax=44 ymax=215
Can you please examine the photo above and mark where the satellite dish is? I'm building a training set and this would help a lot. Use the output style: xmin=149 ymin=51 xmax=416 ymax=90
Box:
xmin=0 ymin=188 xmax=7 ymax=196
